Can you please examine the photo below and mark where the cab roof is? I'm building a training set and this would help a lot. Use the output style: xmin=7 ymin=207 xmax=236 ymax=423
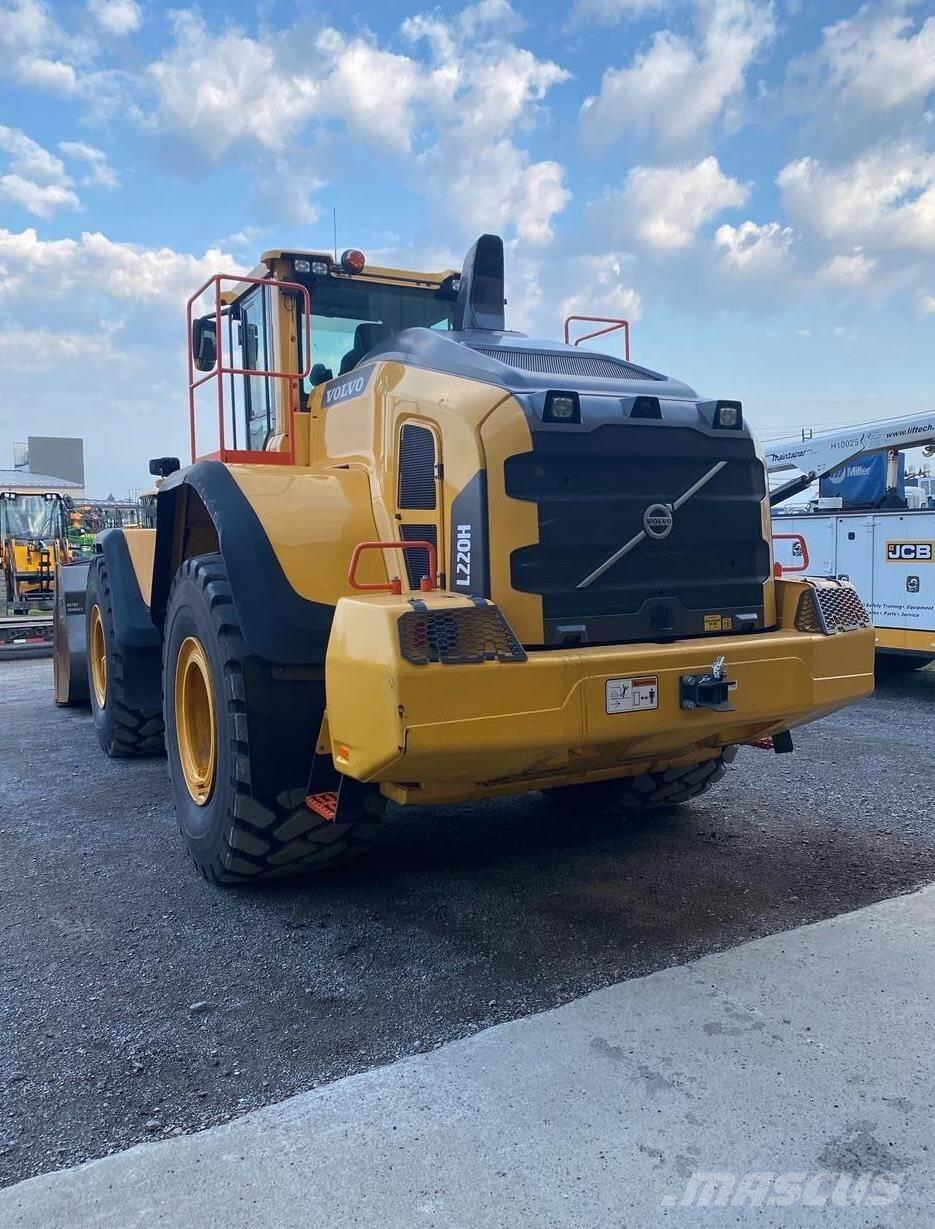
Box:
xmin=261 ymin=249 xmax=456 ymax=289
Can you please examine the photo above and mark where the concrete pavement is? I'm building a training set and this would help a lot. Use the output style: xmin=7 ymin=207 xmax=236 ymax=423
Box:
xmin=2 ymin=884 xmax=933 ymax=1227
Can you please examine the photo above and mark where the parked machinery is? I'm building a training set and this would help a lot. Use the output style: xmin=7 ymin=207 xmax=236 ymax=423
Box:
xmin=55 ymin=234 xmax=876 ymax=884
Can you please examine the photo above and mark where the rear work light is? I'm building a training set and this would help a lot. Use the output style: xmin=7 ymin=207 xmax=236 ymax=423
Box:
xmin=543 ymin=390 xmax=581 ymax=424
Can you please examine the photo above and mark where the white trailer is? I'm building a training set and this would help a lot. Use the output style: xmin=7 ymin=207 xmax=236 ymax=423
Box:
xmin=772 ymin=509 xmax=934 ymax=662
xmin=766 ymin=412 xmax=935 ymax=666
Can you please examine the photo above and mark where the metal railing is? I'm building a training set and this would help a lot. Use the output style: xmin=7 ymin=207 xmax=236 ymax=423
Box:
xmin=186 ymin=273 xmax=312 ymax=466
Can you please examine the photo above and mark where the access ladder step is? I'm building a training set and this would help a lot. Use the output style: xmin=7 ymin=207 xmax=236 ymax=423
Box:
xmin=304 ymin=790 xmax=339 ymax=821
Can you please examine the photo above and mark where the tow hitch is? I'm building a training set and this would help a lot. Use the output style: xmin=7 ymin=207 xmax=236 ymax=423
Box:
xmin=680 ymin=655 xmax=735 ymax=712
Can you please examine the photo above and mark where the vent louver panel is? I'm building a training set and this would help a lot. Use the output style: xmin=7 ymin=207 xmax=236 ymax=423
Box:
xmin=471 ymin=346 xmax=663 ymax=382
xmin=398 ymin=424 xmax=437 ymax=510
xmin=400 ymin=523 xmax=437 ymax=589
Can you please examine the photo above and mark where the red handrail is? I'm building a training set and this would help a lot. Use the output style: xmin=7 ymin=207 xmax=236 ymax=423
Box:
xmin=772 ymin=532 xmax=810 ymax=576
xmin=347 ymin=540 xmax=438 ymax=595
xmin=563 ymin=315 xmax=630 ymax=360
xmin=186 ymin=273 xmax=312 ymax=466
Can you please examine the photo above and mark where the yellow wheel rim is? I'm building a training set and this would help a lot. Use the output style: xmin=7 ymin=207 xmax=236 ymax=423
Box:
xmin=174 ymin=636 xmax=217 ymax=806
xmin=89 ymin=604 xmax=107 ymax=710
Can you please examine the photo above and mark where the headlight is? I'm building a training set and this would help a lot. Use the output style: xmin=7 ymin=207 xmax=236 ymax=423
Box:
xmin=714 ymin=400 xmax=742 ymax=429
xmin=543 ymin=390 xmax=581 ymax=424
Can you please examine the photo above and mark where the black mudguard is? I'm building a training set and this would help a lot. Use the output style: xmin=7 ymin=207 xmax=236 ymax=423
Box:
xmin=94 ymin=530 xmax=163 ymax=712
xmin=152 ymin=461 xmax=336 ymax=666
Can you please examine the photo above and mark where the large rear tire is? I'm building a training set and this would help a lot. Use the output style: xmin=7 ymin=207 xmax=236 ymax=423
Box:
xmin=86 ymin=557 xmax=165 ymax=756
xmin=544 ymin=750 xmax=736 ymax=814
xmin=163 ymin=553 xmax=379 ymax=885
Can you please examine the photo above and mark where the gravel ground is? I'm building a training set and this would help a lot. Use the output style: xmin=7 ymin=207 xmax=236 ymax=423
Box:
xmin=0 ymin=655 xmax=932 ymax=1187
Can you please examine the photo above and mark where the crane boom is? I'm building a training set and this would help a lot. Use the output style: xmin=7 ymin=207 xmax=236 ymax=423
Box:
xmin=764 ymin=410 xmax=935 ymax=505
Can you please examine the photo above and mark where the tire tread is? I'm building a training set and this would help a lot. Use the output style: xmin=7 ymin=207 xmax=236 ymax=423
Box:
xmin=165 ymin=554 xmax=376 ymax=884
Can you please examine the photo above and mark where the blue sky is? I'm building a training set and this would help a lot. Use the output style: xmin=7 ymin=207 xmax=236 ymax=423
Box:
xmin=0 ymin=0 xmax=933 ymax=493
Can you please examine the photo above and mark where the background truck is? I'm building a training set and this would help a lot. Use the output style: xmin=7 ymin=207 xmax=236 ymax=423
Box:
xmin=768 ymin=412 xmax=935 ymax=668
xmin=55 ymin=234 xmax=875 ymax=884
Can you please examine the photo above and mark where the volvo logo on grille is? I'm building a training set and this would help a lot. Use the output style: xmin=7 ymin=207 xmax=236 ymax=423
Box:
xmin=643 ymin=503 xmax=674 ymax=539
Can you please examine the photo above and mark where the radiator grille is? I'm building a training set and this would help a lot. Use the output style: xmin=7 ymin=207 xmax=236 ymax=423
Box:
xmin=795 ymin=582 xmax=870 ymax=635
xmin=471 ymin=346 xmax=663 ymax=382
xmin=398 ymin=423 xmax=436 ymax=510
xmin=398 ymin=604 xmax=527 ymax=665
xmin=505 ymin=423 xmax=769 ymax=643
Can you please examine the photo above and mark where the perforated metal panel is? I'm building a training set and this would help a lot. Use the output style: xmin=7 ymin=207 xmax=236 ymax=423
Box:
xmin=471 ymin=346 xmax=663 ymax=382
xmin=398 ymin=604 xmax=527 ymax=665
xmin=398 ymin=424 xmax=437 ymax=510
xmin=795 ymin=582 xmax=870 ymax=635
xmin=400 ymin=523 xmax=437 ymax=589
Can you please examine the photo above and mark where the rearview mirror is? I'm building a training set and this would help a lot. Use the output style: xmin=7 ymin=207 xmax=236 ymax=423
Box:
xmin=192 ymin=315 xmax=217 ymax=372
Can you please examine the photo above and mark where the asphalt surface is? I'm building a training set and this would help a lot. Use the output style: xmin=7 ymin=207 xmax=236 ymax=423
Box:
xmin=1 ymin=655 xmax=933 ymax=1188
xmin=6 ymin=886 xmax=934 ymax=1228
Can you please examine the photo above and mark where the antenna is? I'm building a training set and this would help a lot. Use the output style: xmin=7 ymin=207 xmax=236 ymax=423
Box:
xmin=332 ymin=208 xmax=337 ymax=263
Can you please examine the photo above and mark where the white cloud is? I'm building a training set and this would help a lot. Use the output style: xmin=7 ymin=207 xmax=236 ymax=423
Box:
xmin=917 ymin=291 xmax=935 ymax=315
xmin=60 ymin=140 xmax=119 ymax=188
xmin=0 ymin=124 xmax=68 ymax=183
xmin=147 ymin=13 xmax=319 ymax=160
xmin=436 ymin=142 xmax=569 ymax=244
xmin=778 ymin=145 xmax=935 ymax=253
xmin=560 ymin=254 xmax=643 ymax=322
xmin=789 ymin=3 xmax=935 ymax=122
xmin=404 ymin=24 xmax=571 ymax=244
xmin=87 ymin=0 xmax=142 ymax=36
xmin=0 ymin=0 xmax=81 ymax=94
xmin=0 ymin=227 xmax=238 ymax=305
xmin=0 ymin=174 xmax=79 ymax=217
xmin=313 ymin=27 xmax=430 ymax=154
xmin=0 ymin=124 xmax=80 ymax=216
xmin=581 ymin=0 xmax=775 ymax=151
xmin=818 ymin=250 xmax=878 ymax=287
xmin=714 ymin=219 xmax=794 ymax=272
xmin=593 ymin=156 xmax=749 ymax=250
xmin=145 ymin=5 xmax=571 ymax=243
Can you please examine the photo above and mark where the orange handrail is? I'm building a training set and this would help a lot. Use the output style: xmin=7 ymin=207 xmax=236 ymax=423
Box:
xmin=186 ymin=273 xmax=312 ymax=466
xmin=347 ymin=540 xmax=438 ymax=595
xmin=772 ymin=532 xmax=810 ymax=576
xmin=563 ymin=315 xmax=630 ymax=360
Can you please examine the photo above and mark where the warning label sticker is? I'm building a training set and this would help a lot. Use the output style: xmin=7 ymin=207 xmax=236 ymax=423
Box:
xmin=606 ymin=675 xmax=659 ymax=714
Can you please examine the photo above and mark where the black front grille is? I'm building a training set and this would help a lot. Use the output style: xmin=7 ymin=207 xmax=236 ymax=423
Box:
xmin=471 ymin=346 xmax=663 ymax=382
xmin=505 ymin=424 xmax=769 ymax=644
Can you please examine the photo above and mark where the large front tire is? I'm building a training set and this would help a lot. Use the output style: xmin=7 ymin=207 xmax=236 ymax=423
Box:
xmin=163 ymin=553 xmax=379 ymax=884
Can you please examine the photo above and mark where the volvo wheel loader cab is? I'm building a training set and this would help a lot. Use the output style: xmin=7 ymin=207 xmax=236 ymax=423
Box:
xmin=54 ymin=233 xmax=876 ymax=884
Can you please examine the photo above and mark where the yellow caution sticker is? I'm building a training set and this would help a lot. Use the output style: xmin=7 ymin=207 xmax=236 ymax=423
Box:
xmin=704 ymin=614 xmax=722 ymax=631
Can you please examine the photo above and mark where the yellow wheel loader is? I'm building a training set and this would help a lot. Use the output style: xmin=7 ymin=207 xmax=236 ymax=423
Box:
xmin=2 ymin=491 xmax=69 ymax=613
xmin=54 ymin=234 xmax=875 ymax=883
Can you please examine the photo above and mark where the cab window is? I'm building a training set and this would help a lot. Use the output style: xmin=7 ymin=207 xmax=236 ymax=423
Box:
xmin=236 ymin=285 xmax=274 ymax=451
xmin=300 ymin=278 xmax=455 ymax=393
